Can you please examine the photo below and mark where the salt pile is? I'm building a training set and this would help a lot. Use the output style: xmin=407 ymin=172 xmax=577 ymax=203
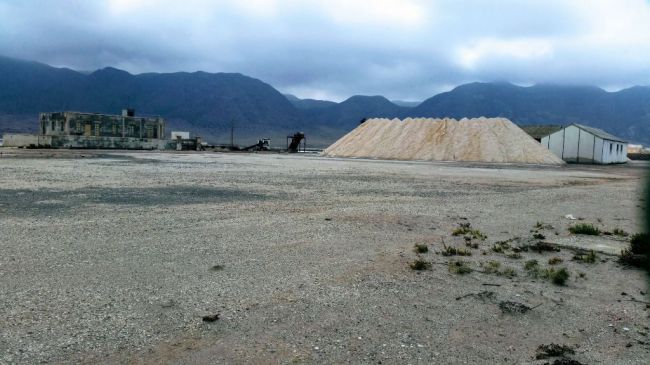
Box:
xmin=323 ymin=117 xmax=565 ymax=164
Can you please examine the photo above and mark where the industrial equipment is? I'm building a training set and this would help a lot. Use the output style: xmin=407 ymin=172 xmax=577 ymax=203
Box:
xmin=287 ymin=132 xmax=306 ymax=153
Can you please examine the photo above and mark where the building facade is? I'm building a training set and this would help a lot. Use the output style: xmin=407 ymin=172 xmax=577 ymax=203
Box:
xmin=540 ymin=124 xmax=628 ymax=164
xmin=40 ymin=109 xmax=165 ymax=140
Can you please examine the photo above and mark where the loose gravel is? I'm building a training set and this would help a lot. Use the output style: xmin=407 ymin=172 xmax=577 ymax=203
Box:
xmin=0 ymin=151 xmax=648 ymax=364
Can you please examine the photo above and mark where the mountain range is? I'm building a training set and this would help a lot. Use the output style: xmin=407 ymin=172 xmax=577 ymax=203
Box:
xmin=1 ymin=55 xmax=649 ymax=146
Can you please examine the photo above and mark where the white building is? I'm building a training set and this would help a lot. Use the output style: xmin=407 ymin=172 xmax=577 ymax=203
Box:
xmin=171 ymin=131 xmax=190 ymax=140
xmin=540 ymin=124 xmax=628 ymax=164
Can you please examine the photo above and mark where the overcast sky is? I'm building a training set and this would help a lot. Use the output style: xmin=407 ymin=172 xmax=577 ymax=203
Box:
xmin=1 ymin=0 xmax=649 ymax=101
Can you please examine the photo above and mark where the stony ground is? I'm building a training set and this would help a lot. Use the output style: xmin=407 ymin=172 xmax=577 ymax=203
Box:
xmin=0 ymin=150 xmax=648 ymax=364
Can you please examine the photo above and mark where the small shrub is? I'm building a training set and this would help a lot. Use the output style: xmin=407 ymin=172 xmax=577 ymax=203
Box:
xmin=613 ymin=228 xmax=629 ymax=237
xmin=572 ymin=250 xmax=597 ymax=263
xmin=492 ymin=241 xmax=511 ymax=253
xmin=448 ymin=260 xmax=472 ymax=274
xmin=535 ymin=222 xmax=554 ymax=230
xmin=452 ymin=223 xmax=487 ymax=240
xmin=452 ymin=222 xmax=471 ymax=236
xmin=544 ymin=267 xmax=570 ymax=285
xmin=442 ymin=244 xmax=472 ymax=256
xmin=481 ymin=261 xmax=516 ymax=277
xmin=619 ymin=248 xmax=647 ymax=268
xmin=578 ymin=272 xmax=586 ymax=278
xmin=535 ymin=343 xmax=575 ymax=360
xmin=410 ymin=259 xmax=431 ymax=271
xmin=630 ymin=233 xmax=650 ymax=255
xmin=569 ymin=223 xmax=600 ymax=236
xmin=499 ymin=267 xmax=517 ymax=278
xmin=529 ymin=241 xmax=560 ymax=253
xmin=414 ymin=243 xmax=428 ymax=254
xmin=548 ymin=257 xmax=563 ymax=265
xmin=533 ymin=232 xmax=546 ymax=240
xmin=481 ymin=260 xmax=501 ymax=274
xmin=506 ymin=252 xmax=522 ymax=259
xmin=465 ymin=239 xmax=479 ymax=249
xmin=524 ymin=259 xmax=539 ymax=271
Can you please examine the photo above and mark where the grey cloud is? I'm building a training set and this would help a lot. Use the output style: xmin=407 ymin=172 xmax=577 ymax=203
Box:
xmin=0 ymin=0 xmax=649 ymax=101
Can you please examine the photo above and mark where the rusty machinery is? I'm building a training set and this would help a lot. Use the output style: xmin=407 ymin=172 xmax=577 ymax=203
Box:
xmin=286 ymin=132 xmax=306 ymax=153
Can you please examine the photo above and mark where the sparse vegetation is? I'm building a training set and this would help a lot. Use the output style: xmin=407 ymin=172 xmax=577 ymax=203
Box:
xmin=630 ymin=233 xmax=650 ymax=254
xmin=414 ymin=243 xmax=428 ymax=254
xmin=544 ymin=267 xmax=570 ymax=285
xmin=619 ymin=233 xmax=649 ymax=268
xmin=535 ymin=343 xmax=575 ymax=360
xmin=464 ymin=237 xmax=479 ymax=249
xmin=568 ymin=223 xmax=600 ymax=236
xmin=492 ymin=240 xmax=511 ymax=253
xmin=548 ymin=257 xmax=563 ymax=265
xmin=499 ymin=301 xmax=534 ymax=314
xmin=448 ymin=260 xmax=472 ymax=274
xmin=452 ymin=223 xmax=487 ymax=240
xmin=529 ymin=241 xmax=560 ymax=253
xmin=524 ymin=259 xmax=539 ymax=271
xmin=535 ymin=222 xmax=554 ymax=230
xmin=572 ymin=250 xmax=597 ymax=263
xmin=613 ymin=228 xmax=629 ymax=237
xmin=481 ymin=261 xmax=517 ymax=277
xmin=442 ymin=244 xmax=472 ymax=256
xmin=482 ymin=260 xmax=501 ymax=274
xmin=524 ymin=260 xmax=569 ymax=285
xmin=410 ymin=259 xmax=431 ymax=271
xmin=506 ymin=252 xmax=522 ymax=259
xmin=533 ymin=232 xmax=546 ymax=240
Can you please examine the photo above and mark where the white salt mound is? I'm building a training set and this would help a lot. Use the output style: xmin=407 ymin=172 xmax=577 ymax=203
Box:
xmin=322 ymin=117 xmax=565 ymax=165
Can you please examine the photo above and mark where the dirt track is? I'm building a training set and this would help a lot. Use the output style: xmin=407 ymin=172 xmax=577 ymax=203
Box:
xmin=0 ymin=150 xmax=648 ymax=364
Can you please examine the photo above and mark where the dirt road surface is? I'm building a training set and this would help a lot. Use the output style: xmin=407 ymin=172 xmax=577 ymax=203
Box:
xmin=1 ymin=150 xmax=648 ymax=364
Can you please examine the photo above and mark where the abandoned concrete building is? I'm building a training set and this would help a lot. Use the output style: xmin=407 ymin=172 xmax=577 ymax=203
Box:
xmin=40 ymin=109 xmax=164 ymax=140
xmin=2 ymin=109 xmax=204 ymax=150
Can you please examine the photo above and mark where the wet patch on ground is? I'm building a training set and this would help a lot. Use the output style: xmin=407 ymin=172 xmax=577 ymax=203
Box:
xmin=0 ymin=186 xmax=274 ymax=217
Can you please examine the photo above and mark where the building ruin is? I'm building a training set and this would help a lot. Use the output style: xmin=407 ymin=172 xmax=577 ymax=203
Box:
xmin=3 ymin=109 xmax=201 ymax=150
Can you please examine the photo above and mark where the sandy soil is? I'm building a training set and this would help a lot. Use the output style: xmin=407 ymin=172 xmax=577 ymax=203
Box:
xmin=0 ymin=150 xmax=648 ymax=364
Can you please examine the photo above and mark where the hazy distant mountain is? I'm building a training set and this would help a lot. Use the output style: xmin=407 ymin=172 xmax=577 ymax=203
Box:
xmin=410 ymin=82 xmax=650 ymax=144
xmin=301 ymin=95 xmax=408 ymax=130
xmin=391 ymin=100 xmax=421 ymax=107
xmin=284 ymin=94 xmax=337 ymax=110
xmin=1 ymin=55 xmax=649 ymax=146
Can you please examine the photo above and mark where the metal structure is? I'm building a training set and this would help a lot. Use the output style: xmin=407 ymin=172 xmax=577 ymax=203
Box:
xmin=242 ymin=138 xmax=271 ymax=151
xmin=287 ymin=132 xmax=306 ymax=153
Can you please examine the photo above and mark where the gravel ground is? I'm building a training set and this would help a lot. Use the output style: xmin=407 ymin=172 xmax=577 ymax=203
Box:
xmin=0 ymin=150 xmax=648 ymax=364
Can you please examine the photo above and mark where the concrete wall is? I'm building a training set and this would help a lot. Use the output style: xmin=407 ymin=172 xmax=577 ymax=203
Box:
xmin=3 ymin=134 xmax=52 ymax=148
xmin=40 ymin=112 xmax=165 ymax=139
xmin=2 ymin=134 xmax=176 ymax=150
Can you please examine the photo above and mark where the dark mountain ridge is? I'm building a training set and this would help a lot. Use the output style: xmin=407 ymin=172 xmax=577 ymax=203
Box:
xmin=1 ymin=55 xmax=649 ymax=145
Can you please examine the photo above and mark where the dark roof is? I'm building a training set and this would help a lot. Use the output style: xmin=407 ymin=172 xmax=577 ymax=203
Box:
xmin=572 ymin=123 xmax=627 ymax=143
xmin=519 ymin=125 xmax=563 ymax=139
